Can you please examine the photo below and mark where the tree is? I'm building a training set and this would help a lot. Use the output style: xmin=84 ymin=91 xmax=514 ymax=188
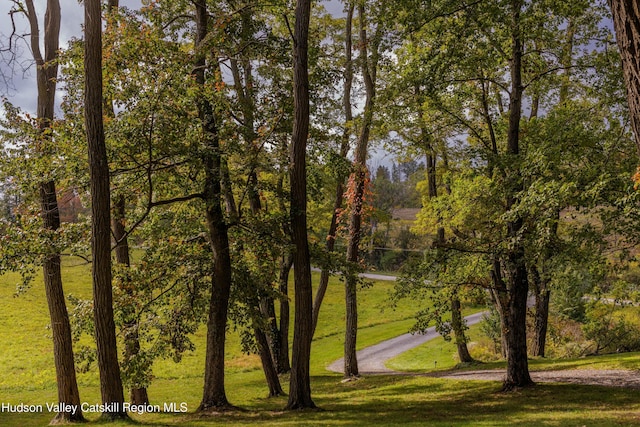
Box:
xmin=493 ymin=0 xmax=533 ymax=390
xmin=379 ymin=3 xmax=475 ymax=366
xmin=342 ymin=0 xmax=386 ymax=379
xmin=312 ymin=1 xmax=355 ymax=338
xmin=19 ymin=0 xmax=85 ymax=422
xmin=104 ymin=0 xmax=149 ymax=405
xmin=286 ymin=0 xmax=316 ymax=410
xmin=225 ymin=2 xmax=285 ymax=393
xmin=610 ymin=0 xmax=640 ymax=152
xmin=85 ymin=0 xmax=127 ymax=418
xmin=390 ymin=0 xmax=620 ymax=389
xmin=193 ymin=0 xmax=235 ymax=411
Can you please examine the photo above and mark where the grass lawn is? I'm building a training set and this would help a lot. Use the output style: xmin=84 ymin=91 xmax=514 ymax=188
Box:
xmin=2 ymin=260 xmax=640 ymax=426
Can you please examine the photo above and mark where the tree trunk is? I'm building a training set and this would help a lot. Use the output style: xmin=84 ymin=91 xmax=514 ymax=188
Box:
xmin=530 ymin=265 xmax=550 ymax=358
xmin=277 ymin=251 xmax=293 ymax=373
xmin=418 ymin=82 xmax=473 ymax=363
xmin=24 ymin=0 xmax=85 ymax=423
xmin=41 ymin=183 xmax=85 ymax=425
xmin=112 ymin=195 xmax=149 ymax=404
xmin=200 ymin=223 xmax=232 ymax=410
xmin=231 ymin=28 xmax=284 ymax=390
xmin=499 ymin=0 xmax=533 ymax=391
xmin=104 ymin=2 xmax=148 ymax=404
xmin=312 ymin=2 xmax=354 ymax=337
xmin=610 ymin=0 xmax=640 ymax=153
xmin=85 ymin=0 xmax=127 ymax=418
xmin=255 ymin=324 xmax=285 ymax=397
xmin=451 ymin=296 xmax=474 ymax=363
xmin=193 ymin=0 xmax=234 ymax=411
xmin=343 ymin=3 xmax=380 ymax=379
xmin=286 ymin=0 xmax=316 ymax=410
xmin=260 ymin=297 xmax=281 ymax=368
xmin=532 ymin=289 xmax=550 ymax=358
xmin=502 ymin=245 xmax=533 ymax=390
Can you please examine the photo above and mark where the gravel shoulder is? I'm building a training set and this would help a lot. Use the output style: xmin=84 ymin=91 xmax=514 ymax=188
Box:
xmin=428 ymin=368 xmax=640 ymax=388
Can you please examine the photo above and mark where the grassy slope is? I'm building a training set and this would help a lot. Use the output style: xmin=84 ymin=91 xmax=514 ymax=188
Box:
xmin=1 ymin=261 xmax=640 ymax=426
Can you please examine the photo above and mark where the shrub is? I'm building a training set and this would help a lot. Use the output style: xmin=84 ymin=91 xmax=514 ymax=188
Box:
xmin=582 ymin=303 xmax=640 ymax=355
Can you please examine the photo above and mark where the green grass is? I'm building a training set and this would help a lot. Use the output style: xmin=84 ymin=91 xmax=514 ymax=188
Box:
xmin=2 ymin=260 xmax=640 ymax=426
xmin=386 ymin=319 xmax=487 ymax=373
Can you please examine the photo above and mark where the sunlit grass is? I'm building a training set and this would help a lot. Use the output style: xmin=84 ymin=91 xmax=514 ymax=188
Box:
xmin=2 ymin=260 xmax=640 ymax=426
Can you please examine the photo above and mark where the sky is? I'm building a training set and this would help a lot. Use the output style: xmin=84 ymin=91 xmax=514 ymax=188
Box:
xmin=0 ymin=0 xmax=345 ymax=115
xmin=0 ymin=0 xmax=141 ymax=115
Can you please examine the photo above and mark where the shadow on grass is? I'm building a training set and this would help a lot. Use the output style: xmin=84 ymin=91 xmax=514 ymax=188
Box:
xmin=2 ymin=376 xmax=639 ymax=427
xmin=175 ymin=375 xmax=640 ymax=426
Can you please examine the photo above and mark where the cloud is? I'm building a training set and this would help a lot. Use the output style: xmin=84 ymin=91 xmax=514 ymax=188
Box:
xmin=1 ymin=0 xmax=82 ymax=114
xmin=1 ymin=0 xmax=140 ymax=115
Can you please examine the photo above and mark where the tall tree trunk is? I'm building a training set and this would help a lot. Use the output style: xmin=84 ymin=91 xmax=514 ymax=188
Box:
xmin=286 ymin=0 xmax=316 ymax=410
xmin=525 ymin=21 xmax=573 ymax=359
xmin=104 ymin=0 xmax=148 ymax=404
xmin=312 ymin=2 xmax=354 ymax=337
xmin=85 ymin=0 xmax=127 ymax=418
xmin=193 ymin=0 xmax=234 ymax=411
xmin=343 ymin=3 xmax=380 ymax=379
xmin=277 ymin=251 xmax=293 ymax=373
xmin=229 ymin=16 xmax=284 ymax=393
xmin=24 ymin=0 xmax=85 ymax=423
xmin=610 ymin=0 xmax=640 ymax=153
xmin=501 ymin=0 xmax=533 ymax=390
xmin=41 ymin=183 xmax=85 ymax=424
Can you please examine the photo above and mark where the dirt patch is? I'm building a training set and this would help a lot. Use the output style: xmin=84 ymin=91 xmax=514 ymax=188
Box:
xmin=391 ymin=208 xmax=420 ymax=221
xmin=428 ymin=369 xmax=640 ymax=389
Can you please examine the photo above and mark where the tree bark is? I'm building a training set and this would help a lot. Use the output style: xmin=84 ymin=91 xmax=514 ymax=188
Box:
xmin=343 ymin=3 xmax=380 ymax=379
xmin=41 ymin=183 xmax=85 ymax=425
xmin=277 ymin=251 xmax=293 ymax=373
xmin=610 ymin=0 xmax=640 ymax=153
xmin=24 ymin=0 xmax=85 ymax=423
xmin=312 ymin=2 xmax=354 ymax=337
xmin=85 ymin=0 xmax=127 ymax=418
xmin=229 ymin=14 xmax=284 ymax=394
xmin=531 ymin=268 xmax=550 ymax=358
xmin=501 ymin=0 xmax=533 ymax=390
xmin=451 ymin=296 xmax=474 ymax=363
xmin=255 ymin=324 xmax=285 ymax=397
xmin=193 ymin=0 xmax=234 ymax=411
xmin=104 ymin=0 xmax=149 ymax=404
xmin=286 ymin=0 xmax=316 ymax=410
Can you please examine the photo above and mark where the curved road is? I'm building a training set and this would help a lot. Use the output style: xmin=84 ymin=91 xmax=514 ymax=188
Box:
xmin=327 ymin=312 xmax=487 ymax=374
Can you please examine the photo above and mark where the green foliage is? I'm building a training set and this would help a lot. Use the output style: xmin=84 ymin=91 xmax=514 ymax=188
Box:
xmin=479 ymin=307 xmax=503 ymax=355
xmin=393 ymin=248 xmax=489 ymax=340
xmin=544 ymin=315 xmax=588 ymax=359
xmin=582 ymin=302 xmax=640 ymax=355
